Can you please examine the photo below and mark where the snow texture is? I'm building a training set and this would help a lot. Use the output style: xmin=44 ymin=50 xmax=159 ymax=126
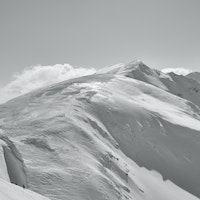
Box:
xmin=0 ymin=136 xmax=49 ymax=200
xmin=0 ymin=61 xmax=200 ymax=200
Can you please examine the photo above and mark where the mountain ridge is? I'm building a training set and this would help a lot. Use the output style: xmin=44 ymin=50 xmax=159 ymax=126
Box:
xmin=187 ymin=72 xmax=200 ymax=84
xmin=98 ymin=61 xmax=200 ymax=108
xmin=0 ymin=61 xmax=200 ymax=200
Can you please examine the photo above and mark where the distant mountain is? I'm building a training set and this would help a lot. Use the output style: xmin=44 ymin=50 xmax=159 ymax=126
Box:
xmin=187 ymin=72 xmax=200 ymax=84
xmin=1 ymin=60 xmax=200 ymax=200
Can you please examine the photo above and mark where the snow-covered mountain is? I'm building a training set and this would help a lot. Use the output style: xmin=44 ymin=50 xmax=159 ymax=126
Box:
xmin=187 ymin=72 xmax=200 ymax=84
xmin=99 ymin=61 xmax=200 ymax=107
xmin=1 ymin=60 xmax=200 ymax=200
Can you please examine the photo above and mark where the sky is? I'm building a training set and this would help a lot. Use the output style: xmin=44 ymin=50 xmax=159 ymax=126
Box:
xmin=0 ymin=0 xmax=200 ymax=97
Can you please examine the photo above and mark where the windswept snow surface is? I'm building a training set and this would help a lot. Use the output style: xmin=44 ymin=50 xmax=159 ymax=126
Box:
xmin=0 ymin=179 xmax=50 ymax=200
xmin=0 ymin=62 xmax=200 ymax=200
xmin=99 ymin=61 xmax=200 ymax=107
xmin=0 ymin=136 xmax=49 ymax=200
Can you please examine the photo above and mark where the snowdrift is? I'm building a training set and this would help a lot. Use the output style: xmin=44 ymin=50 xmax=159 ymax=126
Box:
xmin=0 ymin=179 xmax=49 ymax=200
xmin=0 ymin=135 xmax=49 ymax=200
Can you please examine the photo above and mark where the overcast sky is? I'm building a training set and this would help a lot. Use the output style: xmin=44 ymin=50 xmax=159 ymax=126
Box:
xmin=1 ymin=0 xmax=200 ymax=87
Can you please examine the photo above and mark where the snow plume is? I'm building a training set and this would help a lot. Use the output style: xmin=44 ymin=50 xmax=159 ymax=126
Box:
xmin=161 ymin=68 xmax=192 ymax=76
xmin=0 ymin=64 xmax=96 ymax=103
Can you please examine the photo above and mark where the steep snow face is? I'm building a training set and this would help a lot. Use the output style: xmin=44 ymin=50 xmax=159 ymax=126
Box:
xmin=0 ymin=72 xmax=200 ymax=200
xmin=0 ymin=139 xmax=10 ymax=182
xmin=187 ymin=72 xmax=200 ymax=84
xmin=0 ymin=136 xmax=49 ymax=200
xmin=0 ymin=135 xmax=28 ymax=188
xmin=98 ymin=61 xmax=200 ymax=107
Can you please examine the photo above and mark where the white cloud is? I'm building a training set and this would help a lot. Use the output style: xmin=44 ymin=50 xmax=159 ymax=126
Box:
xmin=161 ymin=68 xmax=192 ymax=76
xmin=0 ymin=64 xmax=96 ymax=103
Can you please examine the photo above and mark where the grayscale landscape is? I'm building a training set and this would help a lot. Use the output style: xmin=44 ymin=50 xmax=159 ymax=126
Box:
xmin=0 ymin=1 xmax=200 ymax=200
xmin=1 ymin=61 xmax=200 ymax=200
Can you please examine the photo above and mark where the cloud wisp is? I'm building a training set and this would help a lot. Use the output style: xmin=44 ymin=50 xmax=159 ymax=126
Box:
xmin=0 ymin=64 xmax=96 ymax=103
xmin=161 ymin=68 xmax=192 ymax=76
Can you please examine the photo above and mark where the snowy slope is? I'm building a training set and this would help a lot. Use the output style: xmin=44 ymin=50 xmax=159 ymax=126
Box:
xmin=0 ymin=63 xmax=200 ymax=200
xmin=98 ymin=61 xmax=200 ymax=107
xmin=187 ymin=72 xmax=200 ymax=84
xmin=0 ymin=179 xmax=50 ymax=200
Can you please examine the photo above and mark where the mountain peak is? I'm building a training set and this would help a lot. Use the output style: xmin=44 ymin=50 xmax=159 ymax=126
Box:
xmin=97 ymin=59 xmax=147 ymax=75
xmin=98 ymin=60 xmax=170 ymax=90
xmin=119 ymin=60 xmax=152 ymax=75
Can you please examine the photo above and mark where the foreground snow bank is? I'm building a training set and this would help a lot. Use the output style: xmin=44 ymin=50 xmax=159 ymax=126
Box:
xmin=0 ymin=178 xmax=49 ymax=200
